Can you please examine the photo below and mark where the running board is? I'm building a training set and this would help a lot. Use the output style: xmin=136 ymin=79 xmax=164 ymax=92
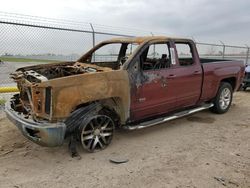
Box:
xmin=123 ymin=103 xmax=214 ymax=130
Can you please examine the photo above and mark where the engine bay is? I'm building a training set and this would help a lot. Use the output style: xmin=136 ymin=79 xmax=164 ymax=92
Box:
xmin=12 ymin=62 xmax=111 ymax=83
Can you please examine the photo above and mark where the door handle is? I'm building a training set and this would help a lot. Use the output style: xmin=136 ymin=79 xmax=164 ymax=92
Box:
xmin=193 ymin=71 xmax=201 ymax=75
xmin=167 ymin=74 xmax=176 ymax=79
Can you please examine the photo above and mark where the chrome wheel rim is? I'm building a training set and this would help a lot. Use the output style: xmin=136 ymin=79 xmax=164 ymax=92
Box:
xmin=80 ymin=115 xmax=114 ymax=152
xmin=219 ymin=88 xmax=231 ymax=110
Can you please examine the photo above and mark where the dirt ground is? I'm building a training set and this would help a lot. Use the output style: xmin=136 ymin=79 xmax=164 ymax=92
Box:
xmin=0 ymin=91 xmax=249 ymax=188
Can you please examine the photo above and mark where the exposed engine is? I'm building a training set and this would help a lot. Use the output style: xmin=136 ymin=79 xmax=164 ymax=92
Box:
xmin=11 ymin=62 xmax=107 ymax=83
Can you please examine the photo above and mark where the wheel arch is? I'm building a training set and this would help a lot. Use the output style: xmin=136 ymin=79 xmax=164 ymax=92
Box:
xmin=71 ymin=97 xmax=126 ymax=125
xmin=220 ymin=77 xmax=236 ymax=91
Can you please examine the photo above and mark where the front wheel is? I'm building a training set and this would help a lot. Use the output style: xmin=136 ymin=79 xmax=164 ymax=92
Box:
xmin=210 ymin=82 xmax=233 ymax=114
xmin=79 ymin=115 xmax=115 ymax=152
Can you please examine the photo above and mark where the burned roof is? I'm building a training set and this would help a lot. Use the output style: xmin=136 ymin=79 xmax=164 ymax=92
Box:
xmin=102 ymin=36 xmax=190 ymax=44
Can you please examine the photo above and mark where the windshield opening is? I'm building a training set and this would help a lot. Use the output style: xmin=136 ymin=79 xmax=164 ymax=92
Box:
xmin=78 ymin=42 xmax=139 ymax=70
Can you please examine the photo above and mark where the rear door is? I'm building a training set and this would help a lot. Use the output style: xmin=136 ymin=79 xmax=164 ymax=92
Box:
xmin=173 ymin=41 xmax=203 ymax=108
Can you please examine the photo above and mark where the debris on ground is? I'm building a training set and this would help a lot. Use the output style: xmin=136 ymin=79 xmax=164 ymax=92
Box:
xmin=109 ymin=158 xmax=129 ymax=164
xmin=214 ymin=176 xmax=239 ymax=187
xmin=214 ymin=177 xmax=226 ymax=186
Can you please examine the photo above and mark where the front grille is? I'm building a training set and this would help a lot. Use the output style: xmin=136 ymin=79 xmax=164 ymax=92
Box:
xmin=45 ymin=87 xmax=51 ymax=115
xmin=20 ymin=87 xmax=32 ymax=111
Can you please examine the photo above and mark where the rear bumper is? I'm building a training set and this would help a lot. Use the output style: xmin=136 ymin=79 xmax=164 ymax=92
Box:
xmin=5 ymin=101 xmax=66 ymax=147
xmin=243 ymin=78 xmax=250 ymax=87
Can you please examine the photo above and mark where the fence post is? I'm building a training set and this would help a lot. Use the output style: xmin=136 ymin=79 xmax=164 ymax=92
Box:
xmin=90 ymin=23 xmax=95 ymax=47
xmin=191 ymin=36 xmax=196 ymax=43
xmin=245 ymin=45 xmax=249 ymax=65
xmin=90 ymin=23 xmax=95 ymax=61
xmin=220 ymin=41 xmax=225 ymax=59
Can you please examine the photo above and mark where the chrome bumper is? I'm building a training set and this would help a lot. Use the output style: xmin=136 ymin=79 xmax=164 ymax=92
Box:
xmin=5 ymin=101 xmax=66 ymax=147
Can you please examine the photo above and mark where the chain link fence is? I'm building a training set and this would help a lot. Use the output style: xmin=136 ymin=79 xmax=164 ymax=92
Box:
xmin=196 ymin=42 xmax=249 ymax=63
xmin=0 ymin=12 xmax=249 ymax=104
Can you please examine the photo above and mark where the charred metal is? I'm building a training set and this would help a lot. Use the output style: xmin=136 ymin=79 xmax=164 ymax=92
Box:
xmin=5 ymin=36 xmax=245 ymax=151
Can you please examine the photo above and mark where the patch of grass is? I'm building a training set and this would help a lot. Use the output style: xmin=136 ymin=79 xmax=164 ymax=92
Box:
xmin=0 ymin=57 xmax=61 ymax=63
xmin=0 ymin=99 xmax=6 ymax=105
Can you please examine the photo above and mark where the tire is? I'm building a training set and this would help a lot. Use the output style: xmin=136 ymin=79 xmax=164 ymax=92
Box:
xmin=210 ymin=82 xmax=233 ymax=114
xmin=65 ymin=103 xmax=115 ymax=152
xmin=79 ymin=114 xmax=114 ymax=152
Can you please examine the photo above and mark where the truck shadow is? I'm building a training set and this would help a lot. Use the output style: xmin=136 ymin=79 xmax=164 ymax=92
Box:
xmin=115 ymin=110 xmax=216 ymax=140
xmin=186 ymin=116 xmax=215 ymax=123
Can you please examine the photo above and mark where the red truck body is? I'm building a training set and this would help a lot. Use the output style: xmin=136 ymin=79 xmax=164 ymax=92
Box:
xmin=5 ymin=36 xmax=245 ymax=152
xmin=128 ymin=38 xmax=244 ymax=121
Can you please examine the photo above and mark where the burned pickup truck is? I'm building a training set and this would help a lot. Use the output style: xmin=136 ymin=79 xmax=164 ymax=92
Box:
xmin=5 ymin=36 xmax=245 ymax=152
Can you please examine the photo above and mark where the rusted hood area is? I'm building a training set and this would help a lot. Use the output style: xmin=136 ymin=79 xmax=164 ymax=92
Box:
xmin=10 ymin=62 xmax=130 ymax=124
xmin=11 ymin=62 xmax=112 ymax=83
xmin=42 ymin=68 xmax=130 ymax=122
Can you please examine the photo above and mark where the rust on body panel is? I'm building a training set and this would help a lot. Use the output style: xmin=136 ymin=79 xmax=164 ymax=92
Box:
xmin=101 ymin=36 xmax=189 ymax=44
xmin=38 ymin=65 xmax=130 ymax=123
xmin=6 ymin=36 xmax=246 ymax=148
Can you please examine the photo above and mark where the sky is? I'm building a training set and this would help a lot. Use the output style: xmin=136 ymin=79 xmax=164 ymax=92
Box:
xmin=0 ymin=0 xmax=250 ymax=46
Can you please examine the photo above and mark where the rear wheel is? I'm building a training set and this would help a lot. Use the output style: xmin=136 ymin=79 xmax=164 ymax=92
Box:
xmin=210 ymin=82 xmax=233 ymax=114
xmin=79 ymin=114 xmax=115 ymax=152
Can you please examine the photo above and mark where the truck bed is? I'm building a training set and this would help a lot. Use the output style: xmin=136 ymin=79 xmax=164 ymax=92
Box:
xmin=200 ymin=59 xmax=245 ymax=102
xmin=200 ymin=58 xmax=234 ymax=64
xmin=178 ymin=58 xmax=234 ymax=66
xmin=179 ymin=57 xmax=235 ymax=64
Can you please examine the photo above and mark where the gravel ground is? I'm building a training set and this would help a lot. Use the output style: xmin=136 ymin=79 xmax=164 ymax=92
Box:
xmin=0 ymin=91 xmax=249 ymax=188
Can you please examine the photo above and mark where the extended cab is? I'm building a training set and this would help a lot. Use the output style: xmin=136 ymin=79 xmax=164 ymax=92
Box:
xmin=5 ymin=36 xmax=245 ymax=152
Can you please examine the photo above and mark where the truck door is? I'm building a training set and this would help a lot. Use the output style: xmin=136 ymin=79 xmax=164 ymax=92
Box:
xmin=173 ymin=41 xmax=203 ymax=108
xmin=130 ymin=41 xmax=178 ymax=121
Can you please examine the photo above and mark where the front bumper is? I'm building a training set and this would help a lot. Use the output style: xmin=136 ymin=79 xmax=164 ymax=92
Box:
xmin=5 ymin=101 xmax=66 ymax=147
